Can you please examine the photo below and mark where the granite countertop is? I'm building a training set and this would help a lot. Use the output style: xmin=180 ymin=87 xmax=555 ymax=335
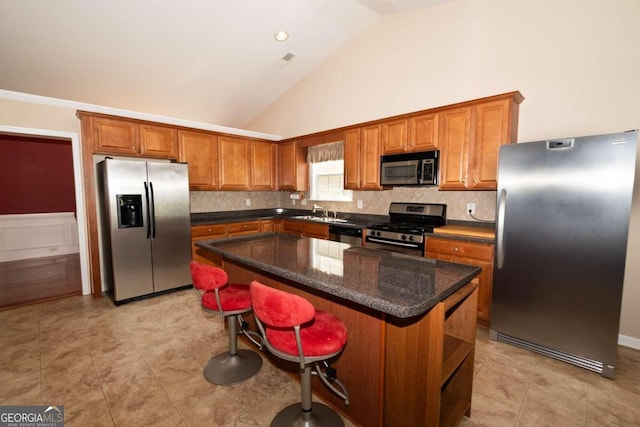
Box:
xmin=196 ymin=233 xmax=481 ymax=319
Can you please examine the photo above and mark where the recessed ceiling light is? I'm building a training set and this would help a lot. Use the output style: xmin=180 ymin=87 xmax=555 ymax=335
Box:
xmin=274 ymin=31 xmax=289 ymax=42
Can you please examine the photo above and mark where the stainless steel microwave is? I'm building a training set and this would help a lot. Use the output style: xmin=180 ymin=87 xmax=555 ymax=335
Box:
xmin=380 ymin=150 xmax=439 ymax=186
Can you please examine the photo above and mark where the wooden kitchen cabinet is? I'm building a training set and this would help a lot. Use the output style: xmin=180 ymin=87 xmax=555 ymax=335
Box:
xmin=343 ymin=128 xmax=361 ymax=190
xmin=278 ymin=140 xmax=308 ymax=191
xmin=381 ymin=114 xmax=439 ymax=155
xmin=302 ymin=222 xmax=329 ymax=239
xmin=228 ymin=220 xmax=261 ymax=236
xmin=282 ymin=220 xmax=304 ymax=236
xmin=178 ymin=130 xmax=218 ymax=190
xmin=259 ymin=220 xmax=275 ymax=233
xmin=344 ymin=126 xmax=385 ymax=190
xmin=408 ymin=112 xmax=439 ymax=152
xmin=218 ymin=136 xmax=251 ymax=190
xmin=439 ymin=93 xmax=522 ymax=190
xmin=426 ymin=237 xmax=494 ymax=325
xmin=381 ymin=119 xmax=409 ymax=155
xmin=139 ymin=124 xmax=178 ymax=158
xmin=251 ymin=141 xmax=277 ymax=190
xmin=88 ymin=115 xmax=178 ymax=159
xmin=191 ymin=224 xmax=227 ymax=266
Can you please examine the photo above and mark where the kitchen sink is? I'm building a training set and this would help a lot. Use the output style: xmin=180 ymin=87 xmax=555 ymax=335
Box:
xmin=292 ymin=215 xmax=348 ymax=223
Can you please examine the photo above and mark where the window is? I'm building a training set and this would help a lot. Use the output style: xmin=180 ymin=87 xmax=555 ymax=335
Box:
xmin=309 ymin=160 xmax=353 ymax=202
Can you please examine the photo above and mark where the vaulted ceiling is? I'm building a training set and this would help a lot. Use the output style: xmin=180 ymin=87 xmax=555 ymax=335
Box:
xmin=0 ymin=0 xmax=450 ymax=129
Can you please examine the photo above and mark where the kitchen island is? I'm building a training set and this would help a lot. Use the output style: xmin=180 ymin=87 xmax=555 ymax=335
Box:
xmin=196 ymin=233 xmax=481 ymax=427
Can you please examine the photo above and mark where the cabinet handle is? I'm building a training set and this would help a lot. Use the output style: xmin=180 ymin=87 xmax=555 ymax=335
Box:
xmin=454 ymin=247 xmax=459 ymax=252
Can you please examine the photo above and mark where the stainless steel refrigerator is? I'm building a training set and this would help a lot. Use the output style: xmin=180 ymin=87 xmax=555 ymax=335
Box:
xmin=490 ymin=130 xmax=637 ymax=378
xmin=97 ymin=158 xmax=192 ymax=303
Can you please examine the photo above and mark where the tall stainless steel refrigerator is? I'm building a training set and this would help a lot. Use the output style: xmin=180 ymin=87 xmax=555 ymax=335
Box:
xmin=97 ymin=158 xmax=192 ymax=304
xmin=490 ymin=130 xmax=637 ymax=378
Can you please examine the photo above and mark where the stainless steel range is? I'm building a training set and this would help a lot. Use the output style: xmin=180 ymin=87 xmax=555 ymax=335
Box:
xmin=365 ymin=203 xmax=446 ymax=256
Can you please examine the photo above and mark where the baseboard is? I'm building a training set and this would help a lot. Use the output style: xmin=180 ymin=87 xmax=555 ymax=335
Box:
xmin=618 ymin=334 xmax=640 ymax=350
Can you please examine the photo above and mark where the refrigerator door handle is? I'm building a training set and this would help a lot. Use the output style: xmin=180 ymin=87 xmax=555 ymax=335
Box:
xmin=496 ymin=188 xmax=507 ymax=269
xmin=144 ymin=182 xmax=152 ymax=239
xmin=149 ymin=181 xmax=156 ymax=239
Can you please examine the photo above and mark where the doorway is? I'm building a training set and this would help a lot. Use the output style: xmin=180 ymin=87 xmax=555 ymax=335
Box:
xmin=0 ymin=125 xmax=90 ymax=308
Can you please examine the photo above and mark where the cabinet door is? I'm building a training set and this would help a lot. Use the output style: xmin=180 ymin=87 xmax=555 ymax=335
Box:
xmin=409 ymin=112 xmax=439 ymax=152
xmin=343 ymin=128 xmax=361 ymax=190
xmin=303 ymin=223 xmax=329 ymax=239
xmin=438 ymin=107 xmax=471 ymax=190
xmin=381 ymin=119 xmax=408 ymax=155
xmin=260 ymin=220 xmax=275 ymax=233
xmin=426 ymin=237 xmax=494 ymax=324
xmin=360 ymin=125 xmax=383 ymax=190
xmin=251 ymin=141 xmax=277 ymax=190
xmin=282 ymin=220 xmax=304 ymax=236
xmin=178 ymin=130 xmax=218 ymax=190
xmin=92 ymin=116 xmax=139 ymax=155
xmin=139 ymin=124 xmax=178 ymax=159
xmin=218 ymin=136 xmax=251 ymax=190
xmin=469 ymin=99 xmax=513 ymax=190
xmin=277 ymin=141 xmax=307 ymax=191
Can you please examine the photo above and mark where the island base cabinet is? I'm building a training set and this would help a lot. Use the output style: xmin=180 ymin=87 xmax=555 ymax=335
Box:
xmin=222 ymin=257 xmax=478 ymax=427
xmin=385 ymin=280 xmax=478 ymax=427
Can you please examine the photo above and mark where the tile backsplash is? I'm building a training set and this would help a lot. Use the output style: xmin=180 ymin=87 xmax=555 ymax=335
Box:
xmin=190 ymin=187 xmax=496 ymax=222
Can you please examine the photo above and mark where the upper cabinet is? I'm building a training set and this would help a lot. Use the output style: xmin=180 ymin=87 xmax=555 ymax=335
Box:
xmin=86 ymin=114 xmax=178 ymax=159
xmin=381 ymin=113 xmax=439 ymax=155
xmin=251 ymin=141 xmax=277 ymax=190
xmin=343 ymin=129 xmax=361 ymax=190
xmin=344 ymin=126 xmax=385 ymax=190
xmin=278 ymin=140 xmax=308 ymax=191
xmin=439 ymin=93 xmax=523 ymax=190
xmin=178 ymin=130 xmax=218 ymax=190
xmin=218 ymin=136 xmax=251 ymax=191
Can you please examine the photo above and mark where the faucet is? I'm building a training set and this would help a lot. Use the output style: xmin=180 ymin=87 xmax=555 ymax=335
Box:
xmin=312 ymin=204 xmax=328 ymax=217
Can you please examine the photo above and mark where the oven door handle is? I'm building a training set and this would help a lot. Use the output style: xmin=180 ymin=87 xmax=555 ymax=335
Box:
xmin=367 ymin=237 xmax=421 ymax=248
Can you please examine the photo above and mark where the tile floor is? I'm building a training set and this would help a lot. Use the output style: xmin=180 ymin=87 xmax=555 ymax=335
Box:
xmin=0 ymin=289 xmax=639 ymax=426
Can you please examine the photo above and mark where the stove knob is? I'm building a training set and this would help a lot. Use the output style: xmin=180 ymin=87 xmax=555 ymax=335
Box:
xmin=409 ymin=235 xmax=414 ymax=241
xmin=376 ymin=231 xmax=381 ymax=237
xmin=401 ymin=235 xmax=407 ymax=240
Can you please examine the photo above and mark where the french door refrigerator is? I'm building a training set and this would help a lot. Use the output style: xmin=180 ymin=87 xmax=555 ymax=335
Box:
xmin=97 ymin=158 xmax=192 ymax=303
xmin=490 ymin=130 xmax=637 ymax=378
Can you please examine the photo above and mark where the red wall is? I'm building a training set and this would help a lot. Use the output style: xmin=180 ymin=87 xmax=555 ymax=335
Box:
xmin=0 ymin=135 xmax=76 ymax=215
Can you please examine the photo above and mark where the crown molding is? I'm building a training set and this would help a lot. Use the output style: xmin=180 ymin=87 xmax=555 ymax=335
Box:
xmin=0 ymin=89 xmax=282 ymax=141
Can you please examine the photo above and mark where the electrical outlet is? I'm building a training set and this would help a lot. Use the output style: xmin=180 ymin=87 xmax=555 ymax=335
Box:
xmin=467 ymin=203 xmax=476 ymax=215
xmin=357 ymin=200 xmax=363 ymax=209
xmin=245 ymin=199 xmax=251 ymax=207
xmin=301 ymin=199 xmax=307 ymax=206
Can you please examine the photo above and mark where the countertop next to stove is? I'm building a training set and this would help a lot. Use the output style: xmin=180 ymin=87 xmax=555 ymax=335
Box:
xmin=195 ymin=233 xmax=481 ymax=319
xmin=191 ymin=209 xmax=495 ymax=242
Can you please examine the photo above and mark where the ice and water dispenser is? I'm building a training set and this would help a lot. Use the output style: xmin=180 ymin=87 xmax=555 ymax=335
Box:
xmin=116 ymin=194 xmax=143 ymax=228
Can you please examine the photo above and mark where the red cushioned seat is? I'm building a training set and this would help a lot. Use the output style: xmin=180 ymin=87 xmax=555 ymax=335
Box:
xmin=250 ymin=280 xmax=349 ymax=426
xmin=189 ymin=261 xmax=262 ymax=385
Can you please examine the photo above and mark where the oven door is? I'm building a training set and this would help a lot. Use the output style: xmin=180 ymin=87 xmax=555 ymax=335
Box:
xmin=365 ymin=237 xmax=424 ymax=256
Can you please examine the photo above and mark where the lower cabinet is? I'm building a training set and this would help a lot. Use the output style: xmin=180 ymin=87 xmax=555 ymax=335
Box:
xmin=282 ymin=220 xmax=328 ymax=239
xmin=426 ymin=237 xmax=494 ymax=325
xmin=191 ymin=224 xmax=227 ymax=266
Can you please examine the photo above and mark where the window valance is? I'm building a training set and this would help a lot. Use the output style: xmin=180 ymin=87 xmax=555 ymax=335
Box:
xmin=306 ymin=141 xmax=344 ymax=163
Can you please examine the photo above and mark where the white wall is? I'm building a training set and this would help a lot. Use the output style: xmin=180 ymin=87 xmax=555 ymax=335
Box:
xmin=245 ymin=0 xmax=640 ymax=343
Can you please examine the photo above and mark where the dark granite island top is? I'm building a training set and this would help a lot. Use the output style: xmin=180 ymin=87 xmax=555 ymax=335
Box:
xmin=196 ymin=232 xmax=481 ymax=426
xmin=195 ymin=233 xmax=480 ymax=319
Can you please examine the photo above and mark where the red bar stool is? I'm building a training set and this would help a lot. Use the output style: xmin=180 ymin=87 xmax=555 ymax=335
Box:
xmin=250 ymin=280 xmax=349 ymax=427
xmin=190 ymin=261 xmax=263 ymax=385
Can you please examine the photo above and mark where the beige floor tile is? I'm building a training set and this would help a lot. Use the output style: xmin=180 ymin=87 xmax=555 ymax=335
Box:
xmin=174 ymin=386 xmax=246 ymax=427
xmin=102 ymin=377 xmax=183 ymax=426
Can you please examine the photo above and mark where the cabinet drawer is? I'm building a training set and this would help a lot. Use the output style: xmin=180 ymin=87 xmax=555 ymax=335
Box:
xmin=191 ymin=224 xmax=227 ymax=238
xmin=228 ymin=221 xmax=260 ymax=235
xmin=426 ymin=237 xmax=493 ymax=260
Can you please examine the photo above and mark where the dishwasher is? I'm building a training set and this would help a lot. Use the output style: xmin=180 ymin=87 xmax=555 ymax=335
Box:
xmin=328 ymin=224 xmax=362 ymax=247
